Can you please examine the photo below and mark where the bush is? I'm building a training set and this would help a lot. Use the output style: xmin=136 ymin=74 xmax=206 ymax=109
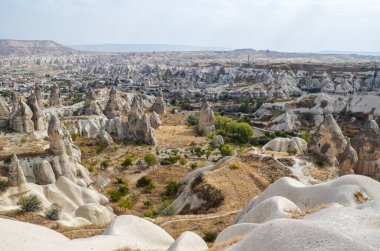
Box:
xmin=96 ymin=140 xmax=108 ymax=153
xmin=45 ymin=203 xmax=61 ymax=220
xmin=164 ymin=155 xmax=181 ymax=164
xmin=144 ymin=153 xmax=157 ymax=167
xmin=100 ymin=159 xmax=110 ymax=170
xmin=287 ymin=147 xmax=297 ymax=156
xmin=121 ymin=157 xmax=133 ymax=169
xmin=179 ymin=158 xmax=187 ymax=166
xmin=161 ymin=196 xmax=173 ymax=208
xmin=108 ymin=185 xmax=130 ymax=202
xmin=143 ymin=200 xmax=153 ymax=208
xmin=190 ymin=146 xmax=205 ymax=157
xmin=20 ymin=137 xmax=29 ymax=144
xmin=17 ymin=194 xmax=43 ymax=212
xmin=190 ymin=162 xmax=198 ymax=169
xmin=0 ymin=180 xmax=9 ymax=192
xmin=115 ymin=178 xmax=125 ymax=184
xmin=229 ymin=163 xmax=240 ymax=170
xmin=220 ymin=145 xmax=234 ymax=156
xmin=203 ymin=231 xmax=217 ymax=243
xmin=118 ymin=197 xmax=134 ymax=209
xmin=165 ymin=181 xmax=180 ymax=197
xmin=136 ymin=176 xmax=153 ymax=188
xmin=70 ymin=132 xmax=80 ymax=141
xmin=255 ymin=97 xmax=267 ymax=110
xmin=143 ymin=210 xmax=158 ymax=218
xmin=313 ymin=152 xmax=330 ymax=167
xmin=301 ymin=130 xmax=312 ymax=143
xmin=187 ymin=115 xmax=199 ymax=126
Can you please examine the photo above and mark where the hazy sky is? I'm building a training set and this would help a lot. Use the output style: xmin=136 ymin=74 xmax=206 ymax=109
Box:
xmin=1 ymin=0 xmax=380 ymax=52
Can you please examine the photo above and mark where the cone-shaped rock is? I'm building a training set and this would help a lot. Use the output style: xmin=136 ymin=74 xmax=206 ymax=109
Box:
xmin=198 ymin=98 xmax=215 ymax=136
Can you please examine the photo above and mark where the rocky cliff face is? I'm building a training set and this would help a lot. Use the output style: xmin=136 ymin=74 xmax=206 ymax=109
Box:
xmin=351 ymin=119 xmax=380 ymax=180
xmin=198 ymin=99 xmax=215 ymax=136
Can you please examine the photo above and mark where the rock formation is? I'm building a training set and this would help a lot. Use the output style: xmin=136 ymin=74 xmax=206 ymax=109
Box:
xmin=308 ymin=114 xmax=357 ymax=174
xmin=49 ymin=83 xmax=62 ymax=107
xmin=8 ymin=154 xmax=27 ymax=186
xmin=0 ymin=96 xmax=10 ymax=128
xmin=126 ymin=112 xmax=156 ymax=145
xmin=79 ymin=88 xmax=103 ymax=116
xmin=351 ymin=119 xmax=380 ymax=180
xmin=150 ymin=111 xmax=162 ymax=129
xmin=198 ymin=99 xmax=215 ymax=136
xmin=213 ymin=135 xmax=224 ymax=147
xmin=27 ymin=92 xmax=47 ymax=131
xmin=34 ymin=84 xmax=43 ymax=108
xmin=263 ymin=137 xmax=307 ymax=155
xmin=10 ymin=100 xmax=34 ymax=133
xmin=103 ymin=88 xmax=123 ymax=119
xmin=151 ymin=89 xmax=166 ymax=114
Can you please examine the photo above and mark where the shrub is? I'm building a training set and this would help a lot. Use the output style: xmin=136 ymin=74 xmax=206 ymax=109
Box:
xmin=190 ymin=162 xmax=198 ymax=169
xmin=70 ymin=132 xmax=80 ymax=141
xmin=108 ymin=185 xmax=130 ymax=202
xmin=136 ymin=176 xmax=153 ymax=188
xmin=20 ymin=137 xmax=29 ymax=144
xmin=190 ymin=146 xmax=205 ymax=157
xmin=313 ymin=152 xmax=330 ymax=167
xmin=45 ymin=203 xmax=61 ymax=220
xmin=164 ymin=155 xmax=181 ymax=164
xmin=96 ymin=140 xmax=108 ymax=153
xmin=100 ymin=159 xmax=110 ymax=170
xmin=287 ymin=147 xmax=297 ymax=156
xmin=161 ymin=196 xmax=173 ymax=208
xmin=121 ymin=157 xmax=133 ymax=169
xmin=179 ymin=158 xmax=187 ymax=165
xmin=143 ymin=200 xmax=153 ymax=208
xmin=301 ymin=130 xmax=312 ymax=143
xmin=165 ymin=181 xmax=180 ymax=197
xmin=17 ymin=194 xmax=43 ymax=212
xmin=203 ymin=231 xmax=217 ymax=243
xmin=215 ymin=115 xmax=254 ymax=144
xmin=118 ymin=197 xmax=134 ymax=209
xmin=187 ymin=115 xmax=199 ymax=126
xmin=198 ymin=129 xmax=206 ymax=137
xmin=144 ymin=153 xmax=157 ymax=167
xmin=0 ymin=180 xmax=9 ymax=192
xmin=146 ymin=181 xmax=156 ymax=191
xmin=143 ymin=210 xmax=158 ymax=218
xmin=220 ymin=145 xmax=234 ymax=156
xmin=115 ymin=178 xmax=125 ymax=184
xmin=229 ymin=163 xmax=240 ymax=170
xmin=255 ymin=97 xmax=267 ymax=110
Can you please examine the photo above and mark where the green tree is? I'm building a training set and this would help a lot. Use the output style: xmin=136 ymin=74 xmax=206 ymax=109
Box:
xmin=144 ymin=153 xmax=157 ymax=167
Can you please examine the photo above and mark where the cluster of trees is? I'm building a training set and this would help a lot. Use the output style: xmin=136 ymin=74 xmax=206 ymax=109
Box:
xmin=215 ymin=115 xmax=254 ymax=144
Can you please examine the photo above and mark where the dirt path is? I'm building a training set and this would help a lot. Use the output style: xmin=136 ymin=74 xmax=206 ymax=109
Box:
xmin=158 ymin=210 xmax=241 ymax=227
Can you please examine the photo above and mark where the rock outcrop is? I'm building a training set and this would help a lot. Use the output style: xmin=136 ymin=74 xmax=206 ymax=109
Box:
xmin=198 ymin=99 xmax=215 ymax=136
xmin=34 ymin=84 xmax=43 ymax=108
xmin=150 ymin=111 xmax=162 ymax=129
xmin=151 ymin=89 xmax=166 ymax=114
xmin=308 ymin=114 xmax=357 ymax=174
xmin=0 ymin=96 xmax=10 ymax=128
xmin=126 ymin=112 xmax=156 ymax=145
xmin=103 ymin=88 xmax=122 ymax=119
xmin=10 ymin=101 xmax=34 ymax=133
xmin=79 ymin=88 xmax=103 ymax=116
xmin=49 ymin=83 xmax=62 ymax=107
xmin=351 ymin=119 xmax=380 ymax=180
xmin=213 ymin=135 xmax=224 ymax=147
xmin=27 ymin=93 xmax=47 ymax=131
xmin=10 ymin=91 xmax=21 ymax=113
xmin=8 ymin=154 xmax=27 ymax=186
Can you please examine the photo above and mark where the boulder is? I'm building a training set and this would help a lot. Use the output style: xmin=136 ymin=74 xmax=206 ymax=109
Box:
xmin=213 ymin=135 xmax=224 ymax=147
xmin=168 ymin=231 xmax=208 ymax=251
xmin=150 ymin=111 xmax=162 ymax=129
xmin=49 ymin=83 xmax=62 ymax=107
xmin=198 ymin=99 xmax=215 ymax=136
xmin=75 ymin=203 xmax=115 ymax=225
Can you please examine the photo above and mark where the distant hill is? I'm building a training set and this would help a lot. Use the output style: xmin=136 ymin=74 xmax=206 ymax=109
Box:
xmin=0 ymin=39 xmax=75 ymax=56
xmin=68 ymin=43 xmax=231 ymax=52
xmin=320 ymin=50 xmax=380 ymax=57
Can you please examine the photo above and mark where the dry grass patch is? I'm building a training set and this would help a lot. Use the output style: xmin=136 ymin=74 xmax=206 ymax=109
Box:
xmin=286 ymin=204 xmax=330 ymax=219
